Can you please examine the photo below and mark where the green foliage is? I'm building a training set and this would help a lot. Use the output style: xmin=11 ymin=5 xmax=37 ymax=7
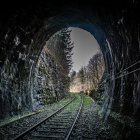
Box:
xmin=84 ymin=95 xmax=93 ymax=108
xmin=34 ymin=28 xmax=74 ymax=105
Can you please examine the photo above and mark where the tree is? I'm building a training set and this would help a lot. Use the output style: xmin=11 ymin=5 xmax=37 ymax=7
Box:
xmin=70 ymin=70 xmax=76 ymax=83
xmin=86 ymin=52 xmax=105 ymax=92
xmin=70 ymin=52 xmax=104 ymax=94
xmin=32 ymin=28 xmax=74 ymax=107
xmin=78 ymin=67 xmax=86 ymax=92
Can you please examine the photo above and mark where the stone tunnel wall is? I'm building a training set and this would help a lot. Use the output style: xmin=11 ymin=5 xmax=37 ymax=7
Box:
xmin=0 ymin=1 xmax=139 ymax=133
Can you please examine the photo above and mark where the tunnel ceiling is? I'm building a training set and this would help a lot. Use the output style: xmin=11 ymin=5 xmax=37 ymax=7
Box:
xmin=0 ymin=0 xmax=140 ymax=127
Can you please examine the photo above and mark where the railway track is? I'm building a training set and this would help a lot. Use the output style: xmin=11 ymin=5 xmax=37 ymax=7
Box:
xmin=13 ymin=94 xmax=83 ymax=140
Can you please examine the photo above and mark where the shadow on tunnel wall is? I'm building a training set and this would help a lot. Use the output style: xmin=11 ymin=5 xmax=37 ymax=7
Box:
xmin=0 ymin=0 xmax=140 ymax=139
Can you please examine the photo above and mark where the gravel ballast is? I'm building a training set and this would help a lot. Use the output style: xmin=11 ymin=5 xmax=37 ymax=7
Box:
xmin=69 ymin=95 xmax=113 ymax=140
xmin=0 ymin=95 xmax=73 ymax=140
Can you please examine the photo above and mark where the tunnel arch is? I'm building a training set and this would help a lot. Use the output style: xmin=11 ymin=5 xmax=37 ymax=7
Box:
xmin=0 ymin=3 xmax=139 ymax=132
xmin=28 ymin=10 xmax=116 ymax=121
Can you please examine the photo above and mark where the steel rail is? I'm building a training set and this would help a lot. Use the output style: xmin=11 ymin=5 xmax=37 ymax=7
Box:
xmin=65 ymin=94 xmax=83 ymax=140
xmin=13 ymin=97 xmax=76 ymax=140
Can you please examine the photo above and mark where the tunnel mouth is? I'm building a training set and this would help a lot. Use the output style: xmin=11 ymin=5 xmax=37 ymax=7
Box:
xmin=0 ymin=3 xmax=140 ymax=139
xmin=0 ymin=9 xmax=115 ymax=122
xmin=32 ymin=27 xmax=105 ymax=108
xmin=28 ymin=12 xmax=115 ymax=123
xmin=68 ymin=27 xmax=105 ymax=95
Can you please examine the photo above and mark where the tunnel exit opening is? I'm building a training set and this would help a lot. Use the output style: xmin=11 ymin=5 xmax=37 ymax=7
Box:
xmin=28 ymin=13 xmax=115 ymax=121
xmin=0 ymin=3 xmax=139 ymax=139
xmin=0 ymin=10 xmax=116 ymax=123
xmin=32 ymin=26 xmax=105 ymax=110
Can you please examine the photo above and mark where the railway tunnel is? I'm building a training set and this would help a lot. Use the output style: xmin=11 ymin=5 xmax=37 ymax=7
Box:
xmin=0 ymin=0 xmax=140 ymax=139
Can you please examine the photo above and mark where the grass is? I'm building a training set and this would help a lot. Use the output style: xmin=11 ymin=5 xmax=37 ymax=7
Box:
xmin=83 ymin=94 xmax=93 ymax=108
xmin=64 ymin=93 xmax=81 ymax=112
xmin=0 ymin=95 xmax=73 ymax=127
xmin=69 ymin=92 xmax=94 ymax=109
xmin=0 ymin=93 xmax=93 ymax=127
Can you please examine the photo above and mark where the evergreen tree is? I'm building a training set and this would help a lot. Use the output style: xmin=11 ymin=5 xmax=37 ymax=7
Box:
xmin=33 ymin=28 xmax=74 ymax=107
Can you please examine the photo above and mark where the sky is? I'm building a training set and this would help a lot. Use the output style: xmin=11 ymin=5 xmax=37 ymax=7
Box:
xmin=69 ymin=27 xmax=100 ymax=72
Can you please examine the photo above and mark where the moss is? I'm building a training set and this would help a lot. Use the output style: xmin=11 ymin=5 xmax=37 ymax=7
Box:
xmin=63 ymin=93 xmax=81 ymax=112
xmin=84 ymin=95 xmax=93 ymax=108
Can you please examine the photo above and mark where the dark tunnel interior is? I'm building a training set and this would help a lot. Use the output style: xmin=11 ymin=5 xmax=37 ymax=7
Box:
xmin=0 ymin=0 xmax=140 ymax=139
